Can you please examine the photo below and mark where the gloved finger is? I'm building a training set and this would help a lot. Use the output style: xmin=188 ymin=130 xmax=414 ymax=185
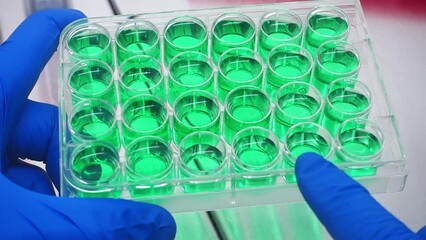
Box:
xmin=295 ymin=152 xmax=417 ymax=240
xmin=4 ymin=160 xmax=55 ymax=195
xmin=1 ymin=174 xmax=176 ymax=239
xmin=7 ymin=100 xmax=60 ymax=188
xmin=0 ymin=9 xmax=85 ymax=140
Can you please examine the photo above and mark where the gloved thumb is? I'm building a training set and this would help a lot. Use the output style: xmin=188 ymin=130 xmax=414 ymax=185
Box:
xmin=295 ymin=152 xmax=418 ymax=240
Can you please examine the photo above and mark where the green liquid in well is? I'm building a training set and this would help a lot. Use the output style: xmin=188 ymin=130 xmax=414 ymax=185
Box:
xmin=266 ymin=51 xmax=312 ymax=98
xmin=287 ymin=133 xmax=330 ymax=158
xmin=227 ymin=69 xmax=254 ymax=81
xmin=117 ymin=29 xmax=158 ymax=51
xmin=79 ymin=82 xmax=106 ymax=94
xmin=73 ymin=146 xmax=117 ymax=182
xmin=121 ymin=66 xmax=162 ymax=99
xmin=235 ymin=136 xmax=279 ymax=167
xmin=170 ymin=59 xmax=212 ymax=86
xmin=314 ymin=49 xmax=359 ymax=95
xmin=212 ymin=20 xmax=255 ymax=62
xmin=284 ymin=132 xmax=330 ymax=183
xmin=173 ymin=35 xmax=201 ymax=47
xmin=82 ymin=122 xmax=110 ymax=136
xmin=127 ymin=141 xmax=174 ymax=197
xmin=319 ymin=50 xmax=359 ymax=74
xmin=69 ymin=33 xmax=109 ymax=55
xmin=234 ymin=135 xmax=279 ymax=188
xmin=174 ymin=95 xmax=220 ymax=144
xmin=276 ymin=64 xmax=304 ymax=77
xmin=340 ymin=130 xmax=381 ymax=156
xmin=70 ymin=65 xmax=113 ymax=102
xmin=338 ymin=129 xmax=381 ymax=177
xmin=177 ymin=96 xmax=218 ymax=127
xmin=261 ymin=21 xmax=300 ymax=42
xmin=221 ymin=56 xmax=262 ymax=82
xmin=218 ymin=55 xmax=263 ymax=101
xmin=77 ymin=190 xmax=120 ymax=198
xmin=233 ymin=105 xmax=264 ymax=122
xmin=126 ymin=103 xmax=165 ymax=131
xmin=309 ymin=15 xmax=348 ymax=37
xmin=225 ymin=92 xmax=271 ymax=143
xmin=169 ymin=59 xmax=214 ymax=103
xmin=123 ymin=99 xmax=169 ymax=145
xmin=117 ymin=29 xmax=160 ymax=62
xmin=215 ymin=20 xmax=253 ymax=44
xmin=274 ymin=93 xmax=321 ymax=140
xmin=78 ymin=45 xmax=104 ymax=55
xmin=182 ymin=144 xmax=223 ymax=172
xmin=70 ymin=106 xmax=118 ymax=147
xmin=68 ymin=33 xmax=111 ymax=64
xmin=130 ymin=115 xmax=162 ymax=131
xmin=240 ymin=148 xmax=272 ymax=167
xmin=72 ymin=145 xmax=120 ymax=198
xmin=270 ymin=53 xmax=311 ymax=78
xmin=258 ymin=21 xmax=301 ymax=60
xmin=166 ymin=21 xmax=206 ymax=46
xmin=133 ymin=155 xmax=169 ymax=176
xmin=165 ymin=21 xmax=207 ymax=63
xmin=180 ymin=143 xmax=226 ymax=192
xmin=126 ymin=42 xmax=152 ymax=52
xmin=221 ymin=33 xmax=247 ymax=43
xmin=74 ymin=156 xmax=115 ymax=182
xmin=123 ymin=67 xmax=161 ymax=89
xmin=278 ymin=94 xmax=319 ymax=117
xmin=182 ymin=110 xmax=212 ymax=126
xmin=304 ymin=14 xmax=348 ymax=55
xmin=323 ymin=88 xmax=370 ymax=136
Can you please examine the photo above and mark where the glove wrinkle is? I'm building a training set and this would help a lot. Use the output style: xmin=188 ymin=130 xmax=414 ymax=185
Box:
xmin=40 ymin=200 xmax=89 ymax=240
xmin=16 ymin=208 xmax=45 ymax=239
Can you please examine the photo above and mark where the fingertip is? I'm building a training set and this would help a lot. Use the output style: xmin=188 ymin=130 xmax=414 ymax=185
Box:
xmin=294 ymin=152 xmax=354 ymax=202
xmin=3 ymin=8 xmax=86 ymax=56
xmin=128 ymin=201 xmax=176 ymax=240
xmin=152 ymin=205 xmax=177 ymax=240
xmin=295 ymin=152 xmax=326 ymax=172
xmin=28 ymin=9 xmax=86 ymax=29
xmin=295 ymin=152 xmax=337 ymax=183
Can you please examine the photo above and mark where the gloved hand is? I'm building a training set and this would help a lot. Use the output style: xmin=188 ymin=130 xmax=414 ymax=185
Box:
xmin=0 ymin=9 xmax=176 ymax=239
xmin=296 ymin=152 xmax=425 ymax=240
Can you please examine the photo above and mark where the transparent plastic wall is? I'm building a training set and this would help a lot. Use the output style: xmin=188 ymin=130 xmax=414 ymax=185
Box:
xmin=59 ymin=0 xmax=407 ymax=213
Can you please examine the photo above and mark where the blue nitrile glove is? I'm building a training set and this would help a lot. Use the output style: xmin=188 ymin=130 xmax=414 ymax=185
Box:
xmin=296 ymin=152 xmax=425 ymax=240
xmin=0 ymin=9 xmax=176 ymax=239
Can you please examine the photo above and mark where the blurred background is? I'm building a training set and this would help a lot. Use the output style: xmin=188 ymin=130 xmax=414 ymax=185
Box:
xmin=0 ymin=0 xmax=425 ymax=239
